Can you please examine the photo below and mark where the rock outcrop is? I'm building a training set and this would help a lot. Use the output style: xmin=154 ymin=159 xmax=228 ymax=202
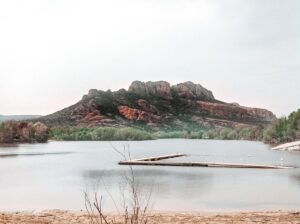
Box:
xmin=118 ymin=106 xmax=160 ymax=123
xmin=128 ymin=81 xmax=214 ymax=101
xmin=88 ymin=89 xmax=98 ymax=97
xmin=171 ymin=81 xmax=214 ymax=100
xmin=197 ymin=101 xmax=276 ymax=122
xmin=129 ymin=81 xmax=172 ymax=99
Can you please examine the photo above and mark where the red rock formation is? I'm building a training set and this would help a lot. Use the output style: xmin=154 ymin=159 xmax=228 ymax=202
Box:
xmin=70 ymin=99 xmax=108 ymax=125
xmin=197 ymin=101 xmax=275 ymax=122
xmin=118 ymin=106 xmax=159 ymax=123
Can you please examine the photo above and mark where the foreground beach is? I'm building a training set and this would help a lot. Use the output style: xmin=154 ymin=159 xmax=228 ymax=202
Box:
xmin=1 ymin=210 xmax=300 ymax=224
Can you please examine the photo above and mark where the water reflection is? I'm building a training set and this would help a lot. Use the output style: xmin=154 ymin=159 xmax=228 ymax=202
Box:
xmin=82 ymin=168 xmax=214 ymax=202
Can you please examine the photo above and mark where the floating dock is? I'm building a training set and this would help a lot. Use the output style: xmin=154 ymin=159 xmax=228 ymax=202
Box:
xmin=119 ymin=154 xmax=295 ymax=169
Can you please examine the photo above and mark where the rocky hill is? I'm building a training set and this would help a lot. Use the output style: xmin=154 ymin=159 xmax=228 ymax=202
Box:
xmin=39 ymin=81 xmax=276 ymax=131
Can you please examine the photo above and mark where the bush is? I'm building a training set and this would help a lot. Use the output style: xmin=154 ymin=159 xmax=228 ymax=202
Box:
xmin=153 ymin=131 xmax=186 ymax=139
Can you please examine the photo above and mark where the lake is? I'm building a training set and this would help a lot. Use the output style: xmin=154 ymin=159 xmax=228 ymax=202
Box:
xmin=0 ymin=139 xmax=300 ymax=212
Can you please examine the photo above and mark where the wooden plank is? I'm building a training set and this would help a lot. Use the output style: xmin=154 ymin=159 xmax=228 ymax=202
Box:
xmin=134 ymin=153 xmax=186 ymax=162
xmin=118 ymin=160 xmax=294 ymax=169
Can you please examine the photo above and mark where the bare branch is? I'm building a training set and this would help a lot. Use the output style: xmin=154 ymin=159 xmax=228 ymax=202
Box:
xmin=84 ymin=144 xmax=153 ymax=224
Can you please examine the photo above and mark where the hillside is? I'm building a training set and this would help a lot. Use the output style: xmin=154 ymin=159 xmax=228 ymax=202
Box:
xmin=39 ymin=81 xmax=276 ymax=132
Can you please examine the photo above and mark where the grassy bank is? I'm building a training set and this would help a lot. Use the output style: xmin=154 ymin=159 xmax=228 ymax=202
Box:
xmin=50 ymin=127 xmax=254 ymax=141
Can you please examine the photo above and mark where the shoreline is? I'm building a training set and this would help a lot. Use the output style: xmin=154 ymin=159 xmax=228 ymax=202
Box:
xmin=1 ymin=210 xmax=300 ymax=224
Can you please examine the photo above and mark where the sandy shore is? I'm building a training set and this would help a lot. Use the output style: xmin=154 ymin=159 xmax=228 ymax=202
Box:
xmin=1 ymin=210 xmax=300 ymax=224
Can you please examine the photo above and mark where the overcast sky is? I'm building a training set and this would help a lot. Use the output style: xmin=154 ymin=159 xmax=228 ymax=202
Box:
xmin=0 ymin=0 xmax=299 ymax=117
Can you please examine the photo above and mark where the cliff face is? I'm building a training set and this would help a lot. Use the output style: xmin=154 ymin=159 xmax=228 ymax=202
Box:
xmin=171 ymin=81 xmax=214 ymax=100
xmin=128 ymin=81 xmax=215 ymax=101
xmin=129 ymin=81 xmax=172 ymax=99
xmin=197 ymin=101 xmax=275 ymax=123
xmin=118 ymin=106 xmax=160 ymax=123
xmin=39 ymin=81 xmax=276 ymax=130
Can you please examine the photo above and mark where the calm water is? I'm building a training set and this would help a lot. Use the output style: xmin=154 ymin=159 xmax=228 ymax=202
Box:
xmin=0 ymin=139 xmax=300 ymax=211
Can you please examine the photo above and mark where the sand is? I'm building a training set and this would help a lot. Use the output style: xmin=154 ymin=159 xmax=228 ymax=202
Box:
xmin=0 ymin=210 xmax=300 ymax=224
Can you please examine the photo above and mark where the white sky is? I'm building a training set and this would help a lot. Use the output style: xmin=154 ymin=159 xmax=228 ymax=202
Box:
xmin=0 ymin=0 xmax=299 ymax=116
